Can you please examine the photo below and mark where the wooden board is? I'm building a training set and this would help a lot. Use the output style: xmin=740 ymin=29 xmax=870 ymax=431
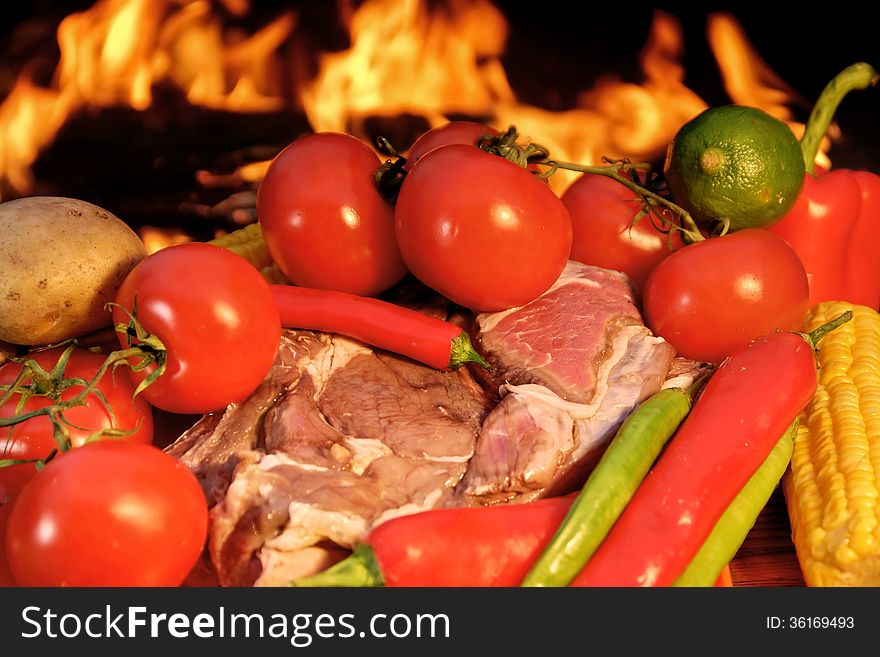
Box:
xmin=730 ymin=487 xmax=804 ymax=586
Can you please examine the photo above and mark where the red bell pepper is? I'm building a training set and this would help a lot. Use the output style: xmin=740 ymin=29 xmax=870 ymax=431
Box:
xmin=770 ymin=63 xmax=880 ymax=308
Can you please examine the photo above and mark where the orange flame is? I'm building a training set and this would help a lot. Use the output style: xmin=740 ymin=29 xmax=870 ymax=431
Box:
xmin=0 ymin=0 xmax=821 ymax=203
xmin=299 ymin=4 xmax=815 ymax=192
xmin=139 ymin=225 xmax=193 ymax=254
xmin=0 ymin=0 xmax=295 ymax=199
xmin=301 ymin=0 xmax=511 ymax=134
xmin=707 ymin=13 xmax=830 ymax=170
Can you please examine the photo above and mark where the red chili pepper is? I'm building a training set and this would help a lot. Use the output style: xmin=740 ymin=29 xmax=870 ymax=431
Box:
xmin=292 ymin=494 xmax=577 ymax=587
xmin=569 ymin=313 xmax=850 ymax=587
xmin=270 ymin=285 xmax=488 ymax=371
xmin=770 ymin=63 xmax=880 ymax=308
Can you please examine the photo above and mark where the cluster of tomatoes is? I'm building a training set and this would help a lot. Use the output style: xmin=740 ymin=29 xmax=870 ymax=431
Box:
xmin=256 ymin=124 xmax=572 ymax=312
xmin=1 ymin=244 xmax=283 ymax=587
xmin=0 ymin=119 xmax=811 ymax=588
xmin=257 ymin=120 xmax=809 ymax=362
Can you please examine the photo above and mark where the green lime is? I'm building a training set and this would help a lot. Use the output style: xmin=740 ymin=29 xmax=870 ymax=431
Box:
xmin=663 ymin=105 xmax=806 ymax=231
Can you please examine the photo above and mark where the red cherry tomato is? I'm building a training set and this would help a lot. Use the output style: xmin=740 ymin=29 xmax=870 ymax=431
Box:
xmin=561 ymin=173 xmax=683 ymax=294
xmin=395 ymin=144 xmax=573 ymax=312
xmin=405 ymin=121 xmax=498 ymax=169
xmin=6 ymin=441 xmax=208 ymax=586
xmin=0 ymin=480 xmax=20 ymax=586
xmin=112 ymin=242 xmax=280 ymax=414
xmin=0 ymin=347 xmax=153 ymax=489
xmin=257 ymin=132 xmax=407 ymax=296
xmin=642 ymin=228 xmax=809 ymax=363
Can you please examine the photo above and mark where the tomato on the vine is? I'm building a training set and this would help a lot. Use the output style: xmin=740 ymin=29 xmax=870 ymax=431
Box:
xmin=257 ymin=132 xmax=407 ymax=297
xmin=6 ymin=441 xmax=208 ymax=586
xmin=0 ymin=480 xmax=19 ymax=586
xmin=561 ymin=173 xmax=683 ymax=294
xmin=642 ymin=228 xmax=809 ymax=363
xmin=0 ymin=347 xmax=153 ymax=490
xmin=395 ymin=144 xmax=573 ymax=313
xmin=405 ymin=121 xmax=498 ymax=169
xmin=112 ymin=242 xmax=281 ymax=414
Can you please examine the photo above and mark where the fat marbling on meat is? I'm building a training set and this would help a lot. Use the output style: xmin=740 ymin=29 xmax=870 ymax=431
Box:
xmin=169 ymin=330 xmax=491 ymax=586
xmin=168 ymin=262 xmax=678 ymax=585
xmin=457 ymin=261 xmax=676 ymax=504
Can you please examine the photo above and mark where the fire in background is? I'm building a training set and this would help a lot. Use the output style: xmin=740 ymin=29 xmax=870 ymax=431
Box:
xmin=0 ymin=0 xmax=870 ymax=251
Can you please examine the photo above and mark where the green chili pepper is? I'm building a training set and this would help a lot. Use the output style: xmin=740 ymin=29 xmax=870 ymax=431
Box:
xmin=672 ymin=420 xmax=797 ymax=587
xmin=521 ymin=381 xmax=702 ymax=587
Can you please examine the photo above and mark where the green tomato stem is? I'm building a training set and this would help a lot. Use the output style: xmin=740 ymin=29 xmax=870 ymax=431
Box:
xmin=0 ymin=339 xmax=158 ymax=457
xmin=534 ymin=159 xmax=704 ymax=241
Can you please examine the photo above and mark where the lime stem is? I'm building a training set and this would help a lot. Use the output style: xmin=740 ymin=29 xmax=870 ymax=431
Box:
xmin=800 ymin=63 xmax=879 ymax=176
xmin=534 ymin=159 xmax=704 ymax=241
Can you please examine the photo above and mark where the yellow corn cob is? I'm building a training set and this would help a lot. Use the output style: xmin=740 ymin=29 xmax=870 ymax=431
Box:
xmin=208 ymin=223 xmax=288 ymax=284
xmin=784 ymin=300 xmax=880 ymax=586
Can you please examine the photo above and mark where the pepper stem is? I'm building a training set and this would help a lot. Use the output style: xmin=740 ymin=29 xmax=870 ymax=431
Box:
xmin=449 ymin=332 xmax=490 ymax=370
xmin=291 ymin=544 xmax=384 ymax=587
xmin=805 ymin=311 xmax=853 ymax=349
xmin=800 ymin=63 xmax=879 ymax=175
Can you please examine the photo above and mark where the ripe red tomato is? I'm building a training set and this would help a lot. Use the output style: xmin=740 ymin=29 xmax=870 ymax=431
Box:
xmin=257 ymin=132 xmax=407 ymax=296
xmin=0 ymin=347 xmax=153 ymax=489
xmin=6 ymin=441 xmax=208 ymax=586
xmin=112 ymin=242 xmax=280 ymax=414
xmin=642 ymin=228 xmax=809 ymax=363
xmin=0 ymin=480 xmax=19 ymax=586
xmin=561 ymin=173 xmax=683 ymax=294
xmin=395 ymin=144 xmax=572 ymax=312
xmin=405 ymin=121 xmax=498 ymax=169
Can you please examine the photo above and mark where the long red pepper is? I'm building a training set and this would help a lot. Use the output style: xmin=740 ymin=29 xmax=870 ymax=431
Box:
xmin=570 ymin=314 xmax=849 ymax=587
xmin=770 ymin=63 xmax=880 ymax=308
xmin=293 ymin=495 xmax=576 ymax=587
xmin=291 ymin=494 xmax=734 ymax=588
xmin=270 ymin=285 xmax=488 ymax=371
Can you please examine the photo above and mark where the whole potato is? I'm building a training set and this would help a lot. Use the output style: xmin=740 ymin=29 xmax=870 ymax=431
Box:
xmin=0 ymin=197 xmax=147 ymax=345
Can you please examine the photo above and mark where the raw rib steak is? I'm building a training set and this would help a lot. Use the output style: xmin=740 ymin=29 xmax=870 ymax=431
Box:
xmin=457 ymin=262 xmax=676 ymax=504
xmin=168 ymin=331 xmax=490 ymax=586
xmin=167 ymin=262 xmax=680 ymax=585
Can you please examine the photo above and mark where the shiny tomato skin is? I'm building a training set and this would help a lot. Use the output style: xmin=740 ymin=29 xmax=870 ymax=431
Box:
xmin=113 ymin=243 xmax=280 ymax=414
xmin=257 ymin=132 xmax=406 ymax=297
xmin=6 ymin=441 xmax=207 ymax=586
xmin=405 ymin=121 xmax=498 ymax=169
xmin=562 ymin=173 xmax=683 ymax=294
xmin=0 ymin=480 xmax=20 ymax=586
xmin=642 ymin=228 xmax=809 ymax=363
xmin=0 ymin=347 xmax=153 ymax=489
xmin=395 ymin=144 xmax=573 ymax=312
